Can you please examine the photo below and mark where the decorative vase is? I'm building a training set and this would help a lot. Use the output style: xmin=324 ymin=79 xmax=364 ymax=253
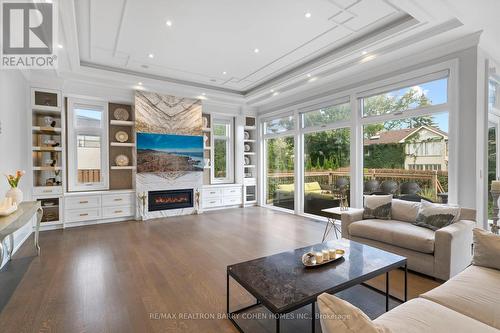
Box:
xmin=6 ymin=187 xmax=23 ymax=205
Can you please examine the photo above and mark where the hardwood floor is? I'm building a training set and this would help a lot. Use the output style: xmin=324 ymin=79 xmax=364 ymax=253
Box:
xmin=0 ymin=207 xmax=439 ymax=333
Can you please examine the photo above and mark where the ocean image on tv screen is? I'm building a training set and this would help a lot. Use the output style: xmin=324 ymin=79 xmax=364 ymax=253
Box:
xmin=137 ymin=133 xmax=204 ymax=173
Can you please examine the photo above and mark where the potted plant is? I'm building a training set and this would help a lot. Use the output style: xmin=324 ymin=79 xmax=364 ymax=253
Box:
xmin=5 ymin=170 xmax=25 ymax=204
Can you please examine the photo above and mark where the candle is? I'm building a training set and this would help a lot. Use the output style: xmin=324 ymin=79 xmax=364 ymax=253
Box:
xmin=329 ymin=249 xmax=336 ymax=259
xmin=315 ymin=252 xmax=324 ymax=264
xmin=322 ymin=249 xmax=330 ymax=261
xmin=492 ymin=180 xmax=500 ymax=192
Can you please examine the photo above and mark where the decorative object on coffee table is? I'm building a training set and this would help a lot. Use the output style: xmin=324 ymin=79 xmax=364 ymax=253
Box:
xmin=115 ymin=154 xmax=129 ymax=167
xmin=490 ymin=180 xmax=500 ymax=234
xmin=115 ymin=131 xmax=129 ymax=143
xmin=113 ymin=107 xmax=129 ymax=121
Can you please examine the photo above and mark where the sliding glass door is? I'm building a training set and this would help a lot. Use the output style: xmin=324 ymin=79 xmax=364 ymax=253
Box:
xmin=265 ymin=136 xmax=295 ymax=210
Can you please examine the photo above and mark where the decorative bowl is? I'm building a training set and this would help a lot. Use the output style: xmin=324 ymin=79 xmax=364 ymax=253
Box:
xmin=115 ymin=155 xmax=129 ymax=167
xmin=113 ymin=108 xmax=129 ymax=121
xmin=115 ymin=131 xmax=129 ymax=143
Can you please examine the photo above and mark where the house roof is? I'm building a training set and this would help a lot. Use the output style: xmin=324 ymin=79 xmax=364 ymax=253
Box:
xmin=364 ymin=126 xmax=448 ymax=146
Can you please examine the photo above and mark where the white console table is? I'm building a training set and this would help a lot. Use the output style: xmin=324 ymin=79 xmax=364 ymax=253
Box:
xmin=0 ymin=201 xmax=42 ymax=262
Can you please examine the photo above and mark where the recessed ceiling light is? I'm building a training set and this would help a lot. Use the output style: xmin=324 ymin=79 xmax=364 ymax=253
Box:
xmin=148 ymin=53 xmax=154 ymax=58
xmin=270 ymin=89 xmax=274 ymax=93
xmin=308 ymin=77 xmax=318 ymax=83
xmin=166 ymin=20 xmax=173 ymax=27
xmin=138 ymin=82 xmax=143 ymax=86
xmin=305 ymin=12 xmax=312 ymax=18
xmin=254 ymin=48 xmax=260 ymax=53
xmin=306 ymin=73 xmax=312 ymax=78
xmin=361 ymin=54 xmax=376 ymax=63
xmin=222 ymin=71 xmax=227 ymax=75
xmin=272 ymin=91 xmax=279 ymax=96
xmin=202 ymin=92 xmax=206 ymax=96
xmin=362 ymin=50 xmax=368 ymax=55
xmin=57 ymin=44 xmax=63 ymax=49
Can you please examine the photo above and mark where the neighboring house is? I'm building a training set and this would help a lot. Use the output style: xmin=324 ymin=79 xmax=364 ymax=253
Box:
xmin=364 ymin=126 xmax=448 ymax=171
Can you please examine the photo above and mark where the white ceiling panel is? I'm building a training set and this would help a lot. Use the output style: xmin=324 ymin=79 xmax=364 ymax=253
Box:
xmin=75 ymin=0 xmax=408 ymax=92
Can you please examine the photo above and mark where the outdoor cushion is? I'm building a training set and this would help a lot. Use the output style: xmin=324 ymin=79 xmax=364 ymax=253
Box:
xmin=374 ymin=298 xmax=499 ymax=333
xmin=349 ymin=219 xmax=435 ymax=253
xmin=277 ymin=184 xmax=294 ymax=192
xmin=421 ymin=265 xmax=500 ymax=329
xmin=413 ymin=201 xmax=460 ymax=231
xmin=472 ymin=228 xmax=500 ymax=270
xmin=391 ymin=199 xmax=420 ymax=223
xmin=363 ymin=194 xmax=392 ymax=220
xmin=305 ymin=182 xmax=322 ymax=192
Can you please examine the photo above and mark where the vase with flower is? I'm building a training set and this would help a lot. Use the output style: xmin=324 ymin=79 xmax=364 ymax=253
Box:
xmin=4 ymin=170 xmax=25 ymax=204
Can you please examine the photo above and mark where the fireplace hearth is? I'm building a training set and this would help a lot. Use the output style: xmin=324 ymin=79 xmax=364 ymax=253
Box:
xmin=148 ymin=189 xmax=194 ymax=212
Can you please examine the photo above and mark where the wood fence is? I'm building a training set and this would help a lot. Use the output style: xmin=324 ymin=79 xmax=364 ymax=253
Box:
xmin=268 ymin=168 xmax=447 ymax=194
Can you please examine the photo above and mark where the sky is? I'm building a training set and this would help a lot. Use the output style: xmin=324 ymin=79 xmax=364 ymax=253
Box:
xmin=389 ymin=78 xmax=449 ymax=132
xmin=137 ymin=133 xmax=203 ymax=153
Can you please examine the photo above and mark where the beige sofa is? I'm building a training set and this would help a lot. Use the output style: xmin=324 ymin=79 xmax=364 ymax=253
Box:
xmin=341 ymin=200 xmax=476 ymax=280
xmin=318 ymin=264 xmax=500 ymax=332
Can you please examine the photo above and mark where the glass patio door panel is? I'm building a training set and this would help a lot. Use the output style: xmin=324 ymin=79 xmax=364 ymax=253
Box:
xmin=265 ymin=136 xmax=295 ymax=211
xmin=303 ymin=128 xmax=351 ymax=217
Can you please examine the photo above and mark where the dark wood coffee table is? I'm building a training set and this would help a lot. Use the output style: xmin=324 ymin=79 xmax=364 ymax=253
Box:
xmin=227 ymin=239 xmax=407 ymax=333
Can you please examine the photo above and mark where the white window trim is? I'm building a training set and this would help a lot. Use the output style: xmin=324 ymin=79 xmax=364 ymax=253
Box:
xmin=67 ymin=98 xmax=109 ymax=192
xmin=211 ymin=116 xmax=234 ymax=184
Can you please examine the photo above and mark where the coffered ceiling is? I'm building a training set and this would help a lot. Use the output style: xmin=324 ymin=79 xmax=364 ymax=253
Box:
xmin=74 ymin=0 xmax=411 ymax=93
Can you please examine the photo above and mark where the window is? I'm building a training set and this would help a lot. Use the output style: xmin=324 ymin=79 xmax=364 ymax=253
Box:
xmin=264 ymin=115 xmax=295 ymax=134
xmin=213 ymin=117 xmax=234 ymax=183
xmin=304 ymin=128 xmax=350 ymax=217
xmin=302 ymin=102 xmax=350 ymax=128
xmin=265 ymin=136 xmax=295 ymax=210
xmin=363 ymin=112 xmax=449 ymax=202
xmin=362 ymin=77 xmax=448 ymax=117
xmin=67 ymin=98 xmax=108 ymax=191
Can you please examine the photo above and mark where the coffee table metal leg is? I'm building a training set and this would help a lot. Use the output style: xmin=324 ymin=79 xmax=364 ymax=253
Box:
xmin=227 ymin=271 xmax=230 ymax=314
xmin=404 ymin=264 xmax=408 ymax=302
xmin=385 ymin=271 xmax=390 ymax=312
xmin=312 ymin=301 xmax=315 ymax=333
xmin=276 ymin=316 xmax=280 ymax=333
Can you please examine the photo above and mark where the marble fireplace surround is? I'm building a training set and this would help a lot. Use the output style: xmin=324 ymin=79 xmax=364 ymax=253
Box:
xmin=134 ymin=91 xmax=203 ymax=221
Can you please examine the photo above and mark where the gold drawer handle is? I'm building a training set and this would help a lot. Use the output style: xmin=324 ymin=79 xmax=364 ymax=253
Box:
xmin=79 ymin=200 xmax=89 ymax=204
xmin=113 ymin=198 xmax=123 ymax=201
xmin=114 ymin=210 xmax=123 ymax=214
xmin=79 ymin=213 xmax=88 ymax=217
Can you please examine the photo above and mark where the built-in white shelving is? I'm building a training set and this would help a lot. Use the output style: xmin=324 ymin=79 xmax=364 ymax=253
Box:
xmin=110 ymin=142 xmax=136 ymax=147
xmin=110 ymin=120 xmax=134 ymax=126
xmin=243 ymin=116 xmax=257 ymax=205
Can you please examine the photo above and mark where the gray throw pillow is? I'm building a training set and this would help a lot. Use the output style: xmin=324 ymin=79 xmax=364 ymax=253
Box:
xmin=363 ymin=195 xmax=392 ymax=220
xmin=472 ymin=228 xmax=500 ymax=270
xmin=412 ymin=201 xmax=460 ymax=231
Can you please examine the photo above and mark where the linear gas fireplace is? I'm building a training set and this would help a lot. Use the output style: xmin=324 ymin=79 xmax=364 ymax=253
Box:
xmin=148 ymin=189 xmax=194 ymax=212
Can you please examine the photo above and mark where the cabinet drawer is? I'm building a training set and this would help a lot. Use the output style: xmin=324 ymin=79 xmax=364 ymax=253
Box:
xmin=102 ymin=193 xmax=135 ymax=207
xmin=33 ymin=186 xmax=62 ymax=196
xmin=223 ymin=187 xmax=242 ymax=197
xmin=202 ymin=198 xmax=223 ymax=208
xmin=223 ymin=196 xmax=242 ymax=206
xmin=102 ymin=206 xmax=134 ymax=219
xmin=65 ymin=208 xmax=101 ymax=223
xmin=65 ymin=195 xmax=101 ymax=209
xmin=203 ymin=188 xmax=222 ymax=198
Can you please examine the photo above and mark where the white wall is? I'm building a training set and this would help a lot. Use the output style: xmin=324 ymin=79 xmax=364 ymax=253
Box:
xmin=0 ymin=70 xmax=32 ymax=268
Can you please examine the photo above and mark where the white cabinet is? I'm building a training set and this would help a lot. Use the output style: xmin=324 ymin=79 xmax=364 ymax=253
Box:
xmin=202 ymin=184 xmax=242 ymax=210
xmin=64 ymin=191 xmax=135 ymax=225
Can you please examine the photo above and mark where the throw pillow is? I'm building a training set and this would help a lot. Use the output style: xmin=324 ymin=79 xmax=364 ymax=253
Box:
xmin=391 ymin=199 xmax=421 ymax=223
xmin=317 ymin=293 xmax=383 ymax=333
xmin=472 ymin=228 xmax=500 ymax=270
xmin=363 ymin=195 xmax=392 ymax=220
xmin=412 ymin=201 xmax=460 ymax=231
